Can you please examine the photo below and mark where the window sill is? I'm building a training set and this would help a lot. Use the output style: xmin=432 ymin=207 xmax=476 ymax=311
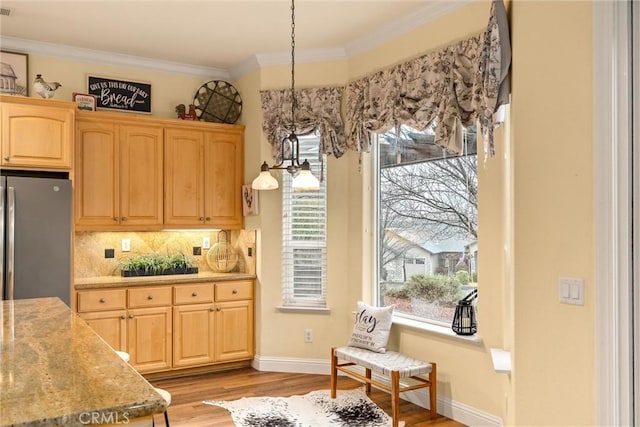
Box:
xmin=276 ymin=306 xmax=332 ymax=314
xmin=392 ymin=315 xmax=483 ymax=345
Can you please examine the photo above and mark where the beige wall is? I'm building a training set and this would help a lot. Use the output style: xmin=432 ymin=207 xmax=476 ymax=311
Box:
xmin=14 ymin=0 xmax=598 ymax=423
xmin=511 ymin=0 xmax=594 ymax=425
xmin=27 ymin=55 xmax=208 ymax=118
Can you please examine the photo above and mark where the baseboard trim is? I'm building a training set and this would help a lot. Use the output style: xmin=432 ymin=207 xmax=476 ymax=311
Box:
xmin=251 ymin=355 xmax=503 ymax=427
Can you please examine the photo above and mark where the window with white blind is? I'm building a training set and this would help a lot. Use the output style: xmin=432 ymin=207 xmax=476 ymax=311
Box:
xmin=282 ymin=133 xmax=327 ymax=308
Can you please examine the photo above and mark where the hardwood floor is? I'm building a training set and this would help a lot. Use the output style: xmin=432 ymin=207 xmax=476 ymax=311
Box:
xmin=149 ymin=368 xmax=465 ymax=426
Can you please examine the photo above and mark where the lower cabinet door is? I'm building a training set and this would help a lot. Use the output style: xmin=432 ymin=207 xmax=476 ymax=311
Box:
xmin=173 ymin=304 xmax=215 ymax=368
xmin=79 ymin=310 xmax=126 ymax=351
xmin=214 ymin=300 xmax=254 ymax=362
xmin=127 ymin=306 xmax=172 ymax=373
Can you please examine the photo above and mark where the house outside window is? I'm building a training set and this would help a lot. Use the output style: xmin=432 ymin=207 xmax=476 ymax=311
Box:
xmin=375 ymin=125 xmax=478 ymax=326
xmin=282 ymin=133 xmax=327 ymax=308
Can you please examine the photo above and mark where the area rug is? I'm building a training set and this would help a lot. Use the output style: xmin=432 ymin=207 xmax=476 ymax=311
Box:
xmin=203 ymin=387 xmax=404 ymax=427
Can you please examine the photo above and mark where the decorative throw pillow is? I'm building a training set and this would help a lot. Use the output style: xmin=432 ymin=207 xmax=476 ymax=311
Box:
xmin=347 ymin=301 xmax=394 ymax=353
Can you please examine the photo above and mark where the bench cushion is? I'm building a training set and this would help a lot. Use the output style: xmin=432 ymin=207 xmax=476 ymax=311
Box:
xmin=335 ymin=346 xmax=432 ymax=379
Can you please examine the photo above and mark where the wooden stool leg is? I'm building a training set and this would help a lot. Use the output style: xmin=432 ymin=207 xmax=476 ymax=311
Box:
xmin=391 ymin=370 xmax=400 ymax=427
xmin=330 ymin=347 xmax=337 ymax=398
xmin=365 ymin=368 xmax=372 ymax=394
xmin=429 ymin=363 xmax=437 ymax=417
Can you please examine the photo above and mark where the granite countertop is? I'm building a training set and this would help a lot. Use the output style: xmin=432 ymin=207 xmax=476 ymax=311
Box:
xmin=75 ymin=271 xmax=257 ymax=290
xmin=0 ymin=297 xmax=166 ymax=426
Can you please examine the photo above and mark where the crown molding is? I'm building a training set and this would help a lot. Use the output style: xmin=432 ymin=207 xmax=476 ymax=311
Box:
xmin=345 ymin=0 xmax=474 ymax=57
xmin=0 ymin=36 xmax=230 ymax=80
xmin=1 ymin=1 xmax=473 ymax=82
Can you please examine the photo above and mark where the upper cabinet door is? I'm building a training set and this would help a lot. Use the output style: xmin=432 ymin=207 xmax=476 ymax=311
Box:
xmin=1 ymin=102 xmax=74 ymax=170
xmin=75 ymin=120 xmax=119 ymax=227
xmin=204 ymin=130 xmax=243 ymax=228
xmin=119 ymin=124 xmax=163 ymax=226
xmin=164 ymin=128 xmax=205 ymax=226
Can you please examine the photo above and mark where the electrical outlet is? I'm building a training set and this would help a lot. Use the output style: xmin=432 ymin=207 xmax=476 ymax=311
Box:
xmin=122 ymin=239 xmax=131 ymax=252
xmin=193 ymin=246 xmax=202 ymax=256
xmin=203 ymin=237 xmax=211 ymax=249
xmin=104 ymin=249 xmax=115 ymax=259
xmin=304 ymin=329 xmax=313 ymax=343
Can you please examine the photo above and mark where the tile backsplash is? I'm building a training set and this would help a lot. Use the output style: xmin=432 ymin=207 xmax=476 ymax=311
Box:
xmin=74 ymin=229 xmax=256 ymax=278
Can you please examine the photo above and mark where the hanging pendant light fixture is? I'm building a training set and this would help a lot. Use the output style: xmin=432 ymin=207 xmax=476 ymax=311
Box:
xmin=251 ymin=0 xmax=320 ymax=192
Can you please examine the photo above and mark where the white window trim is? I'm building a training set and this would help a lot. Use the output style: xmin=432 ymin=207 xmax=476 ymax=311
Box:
xmin=392 ymin=314 xmax=483 ymax=345
xmin=594 ymin=1 xmax=634 ymax=425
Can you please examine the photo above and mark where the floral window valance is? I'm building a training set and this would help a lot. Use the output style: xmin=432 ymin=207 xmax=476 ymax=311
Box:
xmin=345 ymin=0 xmax=510 ymax=157
xmin=260 ymin=87 xmax=346 ymax=163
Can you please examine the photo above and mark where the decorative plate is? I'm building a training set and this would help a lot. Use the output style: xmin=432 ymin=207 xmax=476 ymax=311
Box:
xmin=193 ymin=80 xmax=242 ymax=124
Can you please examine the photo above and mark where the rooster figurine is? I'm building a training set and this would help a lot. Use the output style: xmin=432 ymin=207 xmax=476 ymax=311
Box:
xmin=33 ymin=74 xmax=62 ymax=99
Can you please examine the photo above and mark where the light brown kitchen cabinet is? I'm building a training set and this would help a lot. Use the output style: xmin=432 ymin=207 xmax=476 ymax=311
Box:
xmin=0 ymin=96 xmax=74 ymax=170
xmin=215 ymin=299 xmax=254 ymax=362
xmin=77 ymin=288 xmax=127 ymax=351
xmin=164 ymin=126 xmax=243 ymax=228
xmin=126 ymin=286 xmax=172 ymax=372
xmin=214 ymin=281 xmax=254 ymax=361
xmin=127 ymin=306 xmax=172 ymax=372
xmin=77 ymin=286 xmax=172 ymax=373
xmin=172 ymin=283 xmax=215 ymax=368
xmin=173 ymin=303 xmax=216 ymax=367
xmin=79 ymin=310 xmax=127 ymax=351
xmin=75 ymin=118 xmax=163 ymax=229
xmin=76 ymin=278 xmax=254 ymax=375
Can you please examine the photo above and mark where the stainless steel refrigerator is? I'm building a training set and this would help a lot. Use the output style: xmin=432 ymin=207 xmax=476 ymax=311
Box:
xmin=1 ymin=173 xmax=72 ymax=306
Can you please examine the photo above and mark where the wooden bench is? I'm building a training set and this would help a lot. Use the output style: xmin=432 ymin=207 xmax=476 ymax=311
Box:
xmin=330 ymin=346 xmax=437 ymax=427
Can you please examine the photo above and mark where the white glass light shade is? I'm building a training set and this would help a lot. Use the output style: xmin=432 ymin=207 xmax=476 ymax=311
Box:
xmin=292 ymin=160 xmax=320 ymax=191
xmin=252 ymin=163 xmax=279 ymax=190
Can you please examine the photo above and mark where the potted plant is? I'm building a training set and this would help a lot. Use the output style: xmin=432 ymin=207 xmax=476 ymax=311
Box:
xmin=120 ymin=253 xmax=198 ymax=277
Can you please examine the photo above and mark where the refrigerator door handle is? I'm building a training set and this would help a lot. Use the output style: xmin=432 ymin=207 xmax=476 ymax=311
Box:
xmin=6 ymin=186 xmax=15 ymax=300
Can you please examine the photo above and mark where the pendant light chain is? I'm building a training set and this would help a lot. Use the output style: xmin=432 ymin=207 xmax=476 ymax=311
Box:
xmin=290 ymin=0 xmax=296 ymax=132
xmin=251 ymin=0 xmax=320 ymax=191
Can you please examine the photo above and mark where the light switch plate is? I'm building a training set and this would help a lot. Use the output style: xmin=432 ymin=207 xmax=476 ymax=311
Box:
xmin=559 ymin=277 xmax=584 ymax=305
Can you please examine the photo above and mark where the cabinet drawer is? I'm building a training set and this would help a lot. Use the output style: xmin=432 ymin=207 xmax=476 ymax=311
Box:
xmin=215 ymin=281 xmax=253 ymax=301
xmin=174 ymin=284 xmax=214 ymax=305
xmin=128 ymin=286 xmax=172 ymax=308
xmin=77 ymin=289 xmax=126 ymax=312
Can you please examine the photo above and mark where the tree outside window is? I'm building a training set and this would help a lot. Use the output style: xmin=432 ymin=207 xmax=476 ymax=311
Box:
xmin=376 ymin=125 xmax=478 ymax=325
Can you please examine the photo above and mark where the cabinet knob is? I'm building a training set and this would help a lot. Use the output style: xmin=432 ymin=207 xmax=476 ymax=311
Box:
xmin=121 ymin=217 xmax=128 ymax=221
xmin=147 ymin=295 xmax=153 ymax=300
xmin=232 ymin=289 xmax=238 ymax=294
xmin=210 ymin=307 xmax=215 ymax=312
xmin=120 ymin=315 xmax=126 ymax=319
xmin=99 ymin=298 xmax=106 ymax=303
xmin=192 ymin=292 xmax=198 ymax=297
xmin=205 ymin=217 xmax=211 ymax=221
xmin=216 ymin=307 xmax=221 ymax=311
xmin=3 ymin=156 xmax=9 ymax=161
xmin=113 ymin=217 xmax=119 ymax=221
xmin=199 ymin=217 xmax=205 ymax=222
xmin=129 ymin=314 xmax=135 ymax=319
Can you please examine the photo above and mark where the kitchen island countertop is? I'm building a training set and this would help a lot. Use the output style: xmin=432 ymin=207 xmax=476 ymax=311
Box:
xmin=0 ymin=297 xmax=166 ymax=426
xmin=75 ymin=271 xmax=256 ymax=290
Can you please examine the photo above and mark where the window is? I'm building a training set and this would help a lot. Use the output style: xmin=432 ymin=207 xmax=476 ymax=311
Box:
xmin=282 ymin=133 xmax=327 ymax=308
xmin=375 ymin=125 xmax=478 ymax=326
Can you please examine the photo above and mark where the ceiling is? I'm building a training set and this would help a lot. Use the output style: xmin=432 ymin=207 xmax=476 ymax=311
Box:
xmin=0 ymin=1 xmax=469 ymax=79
